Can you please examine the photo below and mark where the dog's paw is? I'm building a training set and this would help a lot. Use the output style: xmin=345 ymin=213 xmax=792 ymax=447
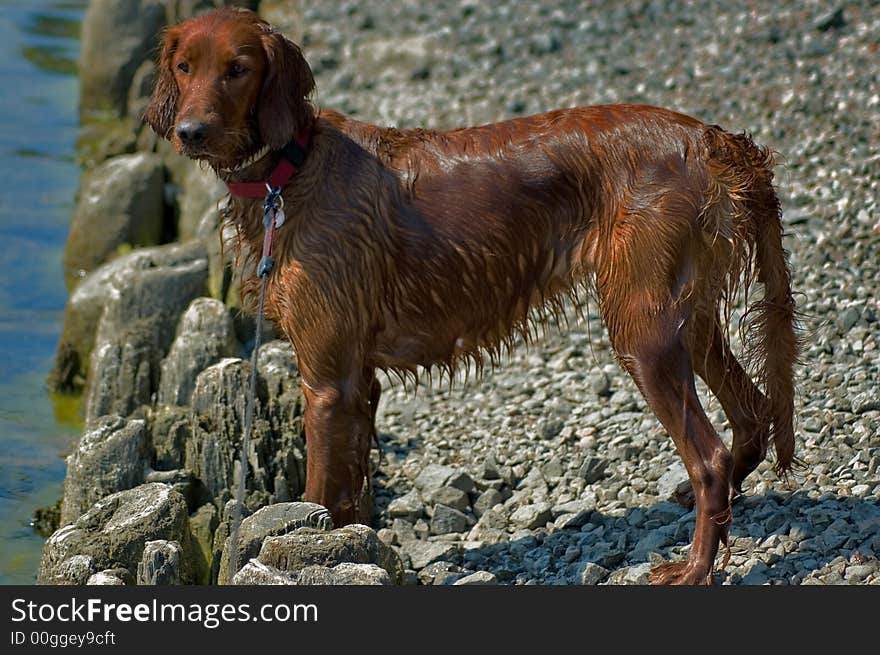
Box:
xmin=648 ymin=560 xmax=712 ymax=585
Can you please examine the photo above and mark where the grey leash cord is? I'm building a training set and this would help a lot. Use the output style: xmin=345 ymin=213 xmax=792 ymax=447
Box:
xmin=226 ymin=187 xmax=283 ymax=585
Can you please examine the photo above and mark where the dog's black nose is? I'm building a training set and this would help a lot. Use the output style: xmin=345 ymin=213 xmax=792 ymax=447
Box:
xmin=176 ymin=119 xmax=208 ymax=145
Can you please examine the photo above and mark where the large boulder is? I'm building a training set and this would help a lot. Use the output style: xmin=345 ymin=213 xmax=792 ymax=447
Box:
xmin=256 ymin=524 xmax=404 ymax=584
xmin=233 ymin=561 xmax=392 ymax=585
xmin=176 ymin=161 xmax=227 ymax=242
xmin=79 ymin=0 xmax=167 ymax=119
xmin=52 ymin=242 xmax=204 ymax=393
xmin=63 ymin=153 xmax=165 ymax=277
xmin=85 ymin=242 xmax=208 ymax=424
xmin=61 ymin=416 xmax=148 ymax=525
xmin=186 ymin=349 xmax=305 ymax=508
xmin=217 ymin=502 xmax=332 ymax=583
xmin=157 ymin=298 xmax=238 ymax=407
xmin=38 ymin=483 xmax=205 ymax=585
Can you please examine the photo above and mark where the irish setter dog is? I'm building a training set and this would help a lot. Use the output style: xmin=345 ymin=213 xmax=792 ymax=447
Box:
xmin=145 ymin=8 xmax=799 ymax=585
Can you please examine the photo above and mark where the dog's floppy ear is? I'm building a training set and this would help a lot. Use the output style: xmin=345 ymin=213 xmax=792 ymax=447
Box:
xmin=257 ymin=27 xmax=316 ymax=150
xmin=143 ymin=26 xmax=180 ymax=139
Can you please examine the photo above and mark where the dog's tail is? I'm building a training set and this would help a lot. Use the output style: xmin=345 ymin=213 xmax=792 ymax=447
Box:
xmin=702 ymin=127 xmax=800 ymax=476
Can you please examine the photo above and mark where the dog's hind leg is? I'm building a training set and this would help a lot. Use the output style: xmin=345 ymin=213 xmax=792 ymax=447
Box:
xmin=596 ymin=195 xmax=733 ymax=584
xmin=691 ymin=316 xmax=772 ymax=495
xmin=613 ymin=314 xmax=734 ymax=584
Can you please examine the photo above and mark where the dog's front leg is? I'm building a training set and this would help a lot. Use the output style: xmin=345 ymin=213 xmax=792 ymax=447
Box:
xmin=301 ymin=378 xmax=374 ymax=526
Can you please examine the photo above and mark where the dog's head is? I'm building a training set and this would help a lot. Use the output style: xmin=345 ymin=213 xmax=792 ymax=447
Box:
xmin=144 ymin=7 xmax=315 ymax=168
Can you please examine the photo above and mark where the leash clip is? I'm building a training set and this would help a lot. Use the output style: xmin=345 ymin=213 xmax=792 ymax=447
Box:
xmin=263 ymin=185 xmax=285 ymax=229
xmin=257 ymin=255 xmax=274 ymax=278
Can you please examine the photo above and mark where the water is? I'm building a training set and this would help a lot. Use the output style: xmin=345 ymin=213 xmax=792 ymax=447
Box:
xmin=0 ymin=0 xmax=86 ymax=584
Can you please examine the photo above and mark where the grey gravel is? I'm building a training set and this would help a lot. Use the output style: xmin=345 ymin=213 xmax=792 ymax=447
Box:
xmin=328 ymin=0 xmax=880 ymax=585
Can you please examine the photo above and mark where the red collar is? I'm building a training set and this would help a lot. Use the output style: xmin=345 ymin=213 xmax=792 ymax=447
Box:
xmin=225 ymin=131 xmax=310 ymax=198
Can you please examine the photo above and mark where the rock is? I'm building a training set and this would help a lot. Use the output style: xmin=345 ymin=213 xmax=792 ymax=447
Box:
xmin=391 ymin=519 xmax=417 ymax=544
xmin=430 ymin=504 xmax=471 ymax=535
xmin=606 ymin=563 xmax=652 ymax=585
xmin=79 ymin=0 xmax=167 ymax=118
xmin=295 ymin=563 xmax=392 ymax=585
xmin=589 ymin=370 xmax=611 ymax=396
xmin=400 ymin=540 xmax=460 ymax=570
xmin=538 ymin=418 xmax=565 ymax=439
xmin=257 ymin=524 xmax=402 ymax=584
xmin=473 ymin=488 xmax=503 ymax=518
xmin=428 ymin=486 xmax=470 ymax=512
xmin=630 ymin=528 xmax=675 ymax=561
xmin=577 ymin=562 xmax=609 ymax=585
xmin=42 ymin=555 xmax=96 ymax=586
xmin=137 ymin=540 xmax=182 ymax=585
xmin=84 ymin=242 xmax=209 ymax=423
xmin=552 ymin=496 xmax=597 ymax=517
xmin=231 ymin=560 xmax=297 ymax=585
xmin=657 ymin=462 xmax=690 ymax=501
xmin=149 ymin=405 xmax=191 ymax=470
xmin=480 ymin=454 xmax=501 ymax=480
xmin=417 ymin=561 xmax=466 ymax=585
xmin=157 ymin=298 xmax=238 ymax=406
xmin=376 ymin=528 xmax=395 ymax=546
xmin=814 ymin=6 xmax=846 ymax=32
xmin=52 ymin=242 xmax=204 ymax=393
xmin=355 ymin=35 xmax=441 ymax=81
xmin=509 ymin=503 xmax=552 ymax=530
xmin=61 ymin=415 xmax=147 ymax=525
xmin=63 ymin=153 xmax=165 ymax=277
xmin=257 ymin=0 xmax=304 ymax=41
xmin=176 ymin=160 xmax=227 ymax=242
xmin=185 ymin=356 xmax=305 ymax=507
xmin=86 ymin=571 xmax=126 ymax=585
xmin=837 ymin=305 xmax=861 ymax=333
xmin=844 ymin=564 xmax=877 ymax=583
xmin=645 ymin=502 xmax=688 ymax=524
xmin=387 ymin=489 xmax=425 ymax=522
xmin=850 ymin=484 xmax=872 ymax=497
xmin=554 ymin=511 xmax=592 ymax=530
xmin=233 ymin=560 xmax=391 ymax=585
xmin=467 ymin=506 xmax=510 ymax=543
xmin=414 ymin=464 xmax=457 ymax=491
xmin=447 ymin=470 xmax=477 ymax=494
xmin=453 ymin=571 xmax=498 ymax=585
xmin=541 ymin=457 xmax=565 ymax=480
xmin=126 ymin=59 xmax=155 ymax=122
xmin=577 ymin=455 xmax=609 ymax=483
xmin=741 ymin=560 xmax=770 ymax=585
xmin=218 ymin=502 xmax=333 ymax=583
xmin=38 ymin=483 xmax=204 ymax=585
xmin=851 ymin=390 xmax=880 ymax=414
xmin=189 ymin=503 xmax=219 ymax=577
xmin=255 ymin=340 xmax=307 ymax=502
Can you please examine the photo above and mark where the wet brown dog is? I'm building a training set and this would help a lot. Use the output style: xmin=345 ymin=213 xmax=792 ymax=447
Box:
xmin=145 ymin=8 xmax=799 ymax=584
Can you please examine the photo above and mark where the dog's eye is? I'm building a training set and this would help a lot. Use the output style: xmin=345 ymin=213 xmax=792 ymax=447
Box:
xmin=227 ymin=62 xmax=247 ymax=79
xmin=176 ymin=61 xmax=189 ymax=74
